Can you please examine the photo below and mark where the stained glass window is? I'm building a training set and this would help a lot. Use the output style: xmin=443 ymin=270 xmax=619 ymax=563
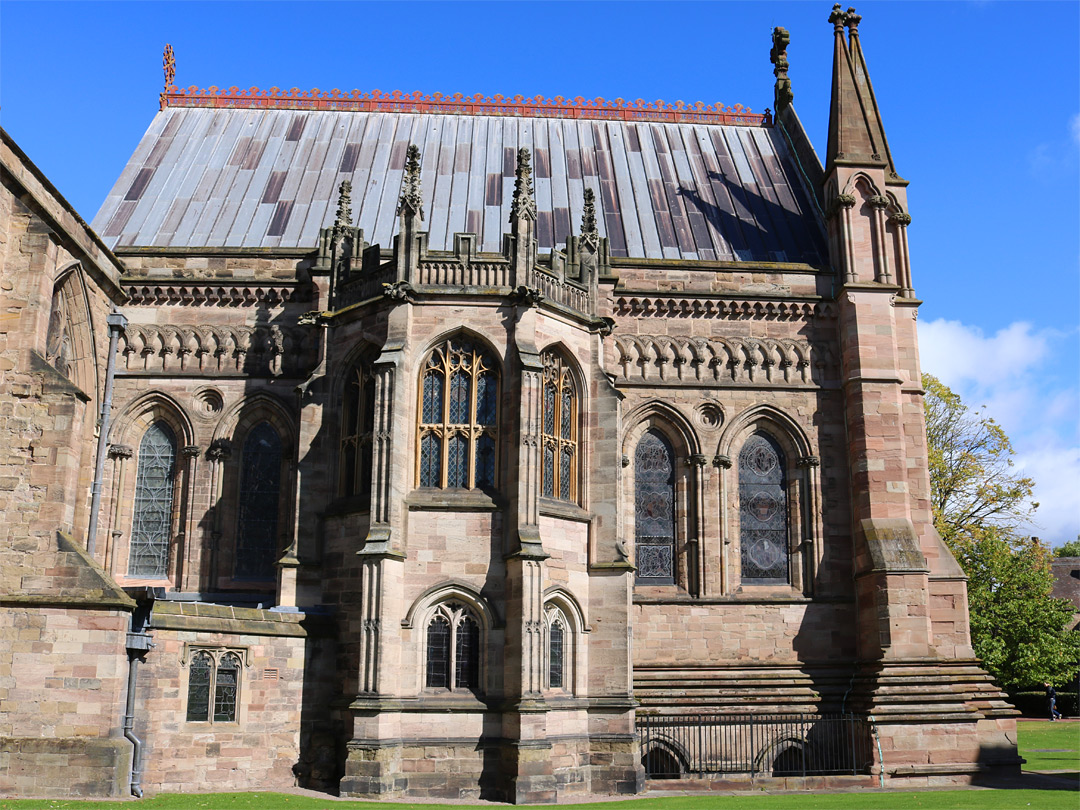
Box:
xmin=425 ymin=603 xmax=481 ymax=692
xmin=213 ymin=653 xmax=240 ymax=722
xmin=540 ymin=351 xmax=578 ymax=502
xmin=739 ymin=433 xmax=789 ymax=583
xmin=635 ymin=430 xmax=675 ymax=584
xmin=187 ymin=649 xmax=241 ymax=723
xmin=186 ymin=651 xmax=212 ymax=722
xmin=549 ymin=617 xmax=565 ymax=689
xmin=418 ymin=338 xmax=498 ymax=490
xmin=425 ymin=615 xmax=451 ymax=688
xmin=235 ymin=423 xmax=282 ymax=580
xmin=129 ymin=421 xmax=177 ymax=577
xmin=340 ymin=361 xmax=375 ymax=503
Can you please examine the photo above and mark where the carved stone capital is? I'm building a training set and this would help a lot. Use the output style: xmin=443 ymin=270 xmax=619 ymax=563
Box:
xmin=182 ymin=445 xmax=201 ymax=458
xmin=827 ymin=194 xmax=857 ymax=220
xmin=890 ymin=212 xmax=912 ymax=226
xmin=108 ymin=444 xmax=134 ymax=460
xmin=713 ymin=454 xmax=732 ymax=469
xmin=797 ymin=455 xmax=821 ymax=469
xmin=297 ymin=310 xmax=328 ymax=327
xmin=687 ymin=454 xmax=708 ymax=468
xmin=593 ymin=316 xmax=616 ymax=337
xmin=621 ymin=455 xmax=631 ymax=468
xmin=207 ymin=438 xmax=232 ymax=461
xmin=867 ymin=195 xmax=890 ymax=210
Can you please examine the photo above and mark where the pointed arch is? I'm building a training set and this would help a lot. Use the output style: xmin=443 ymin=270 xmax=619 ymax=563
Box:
xmin=717 ymin=403 xmax=811 ymax=461
xmin=336 ymin=342 xmax=379 ymax=501
xmin=46 ymin=262 xmax=100 ymax=398
xmin=622 ymin=400 xmax=700 ymax=459
xmin=539 ymin=343 xmax=584 ymax=503
xmin=110 ymin=390 xmax=195 ymax=448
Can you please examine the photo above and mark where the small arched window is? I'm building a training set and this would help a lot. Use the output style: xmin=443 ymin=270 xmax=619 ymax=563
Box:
xmin=45 ymin=281 xmax=73 ymax=379
xmin=425 ymin=602 xmax=481 ymax=692
xmin=129 ymin=421 xmax=177 ymax=578
xmin=738 ymin=432 xmax=789 ymax=584
xmin=235 ymin=422 xmax=283 ymax=580
xmin=635 ymin=430 xmax=676 ymax=585
xmin=418 ymin=338 xmax=498 ymax=490
xmin=340 ymin=359 xmax=376 ymax=503
xmin=186 ymin=648 xmax=242 ymax=723
xmin=546 ymin=607 xmax=568 ymax=689
xmin=541 ymin=350 xmax=578 ymax=502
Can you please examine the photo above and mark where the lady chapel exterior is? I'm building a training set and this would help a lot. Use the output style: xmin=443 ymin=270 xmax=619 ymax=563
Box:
xmin=0 ymin=7 xmax=1022 ymax=802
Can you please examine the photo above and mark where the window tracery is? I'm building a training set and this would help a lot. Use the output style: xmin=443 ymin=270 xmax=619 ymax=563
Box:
xmin=738 ymin=432 xmax=789 ymax=584
xmin=129 ymin=421 xmax=177 ymax=578
xmin=541 ymin=351 xmax=578 ymax=502
xmin=340 ymin=359 xmax=375 ymax=503
xmin=424 ymin=602 xmax=481 ymax=691
xmin=186 ymin=648 xmax=242 ymax=722
xmin=418 ymin=338 xmax=498 ymax=490
xmin=634 ymin=430 xmax=676 ymax=585
xmin=235 ymin=422 xmax=283 ymax=580
xmin=45 ymin=282 xmax=72 ymax=379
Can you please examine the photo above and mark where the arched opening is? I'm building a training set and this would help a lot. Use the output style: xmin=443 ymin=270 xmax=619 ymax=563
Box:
xmin=642 ymin=746 xmax=682 ymax=779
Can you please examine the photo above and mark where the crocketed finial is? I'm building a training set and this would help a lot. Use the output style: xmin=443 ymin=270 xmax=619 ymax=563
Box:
xmin=844 ymin=6 xmax=861 ymax=35
xmin=580 ymin=188 xmax=599 ymax=248
xmin=510 ymin=147 xmax=536 ymax=220
xmin=770 ymin=27 xmax=793 ymax=109
xmin=397 ymin=144 xmax=424 ymax=219
xmin=829 ymin=3 xmax=847 ymax=33
xmin=162 ymin=44 xmax=175 ymax=91
xmin=333 ymin=180 xmax=353 ymax=231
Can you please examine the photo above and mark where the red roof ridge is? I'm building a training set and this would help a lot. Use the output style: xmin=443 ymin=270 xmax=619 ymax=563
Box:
xmin=159 ymin=85 xmax=771 ymax=127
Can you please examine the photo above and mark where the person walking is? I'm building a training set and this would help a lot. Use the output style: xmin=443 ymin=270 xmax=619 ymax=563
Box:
xmin=1045 ymin=682 xmax=1063 ymax=721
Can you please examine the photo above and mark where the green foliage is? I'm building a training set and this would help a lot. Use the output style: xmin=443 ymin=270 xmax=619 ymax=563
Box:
xmin=948 ymin=529 xmax=1080 ymax=691
xmin=923 ymin=375 xmax=1078 ymax=692
xmin=1013 ymin=689 xmax=1079 ymax=717
xmin=922 ymin=375 xmax=1037 ymax=544
xmin=1054 ymin=536 xmax=1080 ymax=557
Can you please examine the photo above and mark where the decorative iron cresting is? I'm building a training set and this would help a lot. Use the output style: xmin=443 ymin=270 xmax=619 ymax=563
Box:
xmin=161 ymin=86 xmax=768 ymax=126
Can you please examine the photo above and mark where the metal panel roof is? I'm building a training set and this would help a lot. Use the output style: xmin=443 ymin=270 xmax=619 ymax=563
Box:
xmin=92 ymin=108 xmax=826 ymax=263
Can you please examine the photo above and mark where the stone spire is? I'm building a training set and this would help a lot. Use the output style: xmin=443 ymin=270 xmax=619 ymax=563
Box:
xmin=397 ymin=144 xmax=424 ymax=219
xmin=825 ymin=5 xmax=903 ymax=182
xmin=510 ymin=147 xmax=537 ymax=221
xmin=770 ymin=26 xmax=793 ymax=111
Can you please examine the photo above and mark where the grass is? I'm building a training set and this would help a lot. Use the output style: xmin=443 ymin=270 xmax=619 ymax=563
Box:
xmin=1 ymin=723 xmax=1076 ymax=810
xmin=1016 ymin=720 xmax=1079 ymax=772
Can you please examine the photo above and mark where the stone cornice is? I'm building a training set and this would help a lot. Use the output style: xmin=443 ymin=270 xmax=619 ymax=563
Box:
xmin=612 ymin=295 xmax=836 ymax=321
xmin=123 ymin=281 xmax=311 ymax=307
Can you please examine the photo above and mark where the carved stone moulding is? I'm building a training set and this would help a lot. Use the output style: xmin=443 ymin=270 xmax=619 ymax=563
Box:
xmin=612 ymin=296 xmax=835 ymax=321
xmin=696 ymin=403 xmax=725 ymax=430
xmin=192 ymin=387 xmax=225 ymax=419
xmin=123 ymin=283 xmax=311 ymax=307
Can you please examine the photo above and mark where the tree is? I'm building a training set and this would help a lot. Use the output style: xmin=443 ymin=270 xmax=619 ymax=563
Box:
xmin=923 ymin=375 xmax=1078 ymax=692
xmin=1055 ymin=536 xmax=1080 ymax=557
xmin=950 ymin=529 xmax=1080 ymax=691
xmin=923 ymin=374 xmax=1037 ymax=545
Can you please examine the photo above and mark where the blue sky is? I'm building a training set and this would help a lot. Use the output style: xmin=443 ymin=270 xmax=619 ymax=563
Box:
xmin=3 ymin=1 xmax=1077 ymax=545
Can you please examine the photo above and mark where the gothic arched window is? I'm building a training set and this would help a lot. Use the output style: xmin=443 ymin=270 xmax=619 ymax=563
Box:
xmin=541 ymin=351 xmax=578 ymax=502
xmin=340 ymin=359 xmax=376 ymax=503
xmin=45 ymin=281 xmax=72 ymax=379
xmin=418 ymin=338 xmax=498 ymax=490
xmin=547 ymin=608 xmax=567 ymax=689
xmin=425 ymin=602 xmax=481 ymax=692
xmin=738 ymin=432 xmax=789 ymax=584
xmin=635 ymin=430 xmax=676 ymax=585
xmin=235 ymin=422 xmax=283 ymax=580
xmin=129 ymin=421 xmax=177 ymax=578
xmin=186 ymin=649 xmax=242 ymax=723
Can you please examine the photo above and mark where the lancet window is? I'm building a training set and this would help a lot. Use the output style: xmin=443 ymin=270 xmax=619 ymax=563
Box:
xmin=129 ymin=421 xmax=177 ymax=578
xmin=634 ymin=430 xmax=676 ymax=585
xmin=424 ymin=602 xmax=481 ymax=692
xmin=418 ymin=338 xmax=498 ymax=490
xmin=186 ymin=649 xmax=242 ymax=723
xmin=340 ymin=359 xmax=376 ymax=503
xmin=235 ymin=422 xmax=282 ymax=580
xmin=541 ymin=351 xmax=578 ymax=502
xmin=45 ymin=282 xmax=72 ymax=379
xmin=738 ymin=432 xmax=789 ymax=584
xmin=546 ymin=606 xmax=568 ymax=690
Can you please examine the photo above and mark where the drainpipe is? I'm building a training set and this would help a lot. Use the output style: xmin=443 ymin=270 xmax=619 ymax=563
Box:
xmin=125 ymin=599 xmax=154 ymax=798
xmin=88 ymin=311 xmax=128 ymax=557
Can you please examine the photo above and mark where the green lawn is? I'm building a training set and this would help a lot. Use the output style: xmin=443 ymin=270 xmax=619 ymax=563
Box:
xmin=1 ymin=723 xmax=1076 ymax=810
xmin=1016 ymin=720 xmax=1079 ymax=772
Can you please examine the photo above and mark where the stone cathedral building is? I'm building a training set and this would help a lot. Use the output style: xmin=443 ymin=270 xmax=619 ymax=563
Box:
xmin=1 ymin=8 xmax=1021 ymax=802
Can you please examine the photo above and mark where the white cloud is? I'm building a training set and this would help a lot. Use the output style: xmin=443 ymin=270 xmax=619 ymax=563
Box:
xmin=1071 ymin=112 xmax=1080 ymax=146
xmin=919 ymin=318 xmax=1080 ymax=546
